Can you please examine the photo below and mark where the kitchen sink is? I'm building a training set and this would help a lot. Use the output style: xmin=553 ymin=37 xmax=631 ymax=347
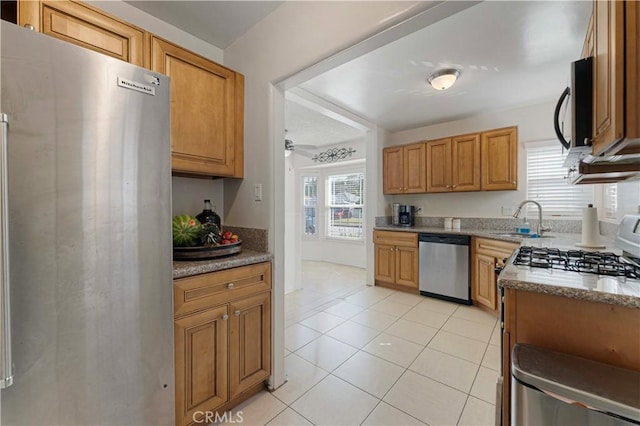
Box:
xmin=490 ymin=232 xmax=555 ymax=239
xmin=491 ymin=232 xmax=530 ymax=237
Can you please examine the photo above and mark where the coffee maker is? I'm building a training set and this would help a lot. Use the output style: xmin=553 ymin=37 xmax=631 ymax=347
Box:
xmin=398 ymin=205 xmax=415 ymax=227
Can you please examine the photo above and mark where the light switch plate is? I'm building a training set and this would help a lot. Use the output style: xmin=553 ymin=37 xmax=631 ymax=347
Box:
xmin=502 ymin=206 xmax=514 ymax=216
xmin=254 ymin=184 xmax=262 ymax=202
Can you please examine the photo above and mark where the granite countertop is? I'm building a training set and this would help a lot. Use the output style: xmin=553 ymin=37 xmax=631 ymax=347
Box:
xmin=498 ymin=263 xmax=640 ymax=309
xmin=173 ymin=249 xmax=273 ymax=279
xmin=373 ymin=225 xmax=609 ymax=247
xmin=375 ymin=225 xmax=640 ymax=308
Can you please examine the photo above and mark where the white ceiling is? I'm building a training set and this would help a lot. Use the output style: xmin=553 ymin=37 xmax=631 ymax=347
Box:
xmin=125 ymin=1 xmax=283 ymax=48
xmin=285 ymin=100 xmax=366 ymax=149
xmin=125 ymin=1 xmax=593 ymax=143
xmin=299 ymin=0 xmax=592 ymax=132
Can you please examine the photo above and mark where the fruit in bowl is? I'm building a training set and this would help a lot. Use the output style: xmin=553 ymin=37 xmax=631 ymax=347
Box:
xmin=172 ymin=215 xmax=202 ymax=247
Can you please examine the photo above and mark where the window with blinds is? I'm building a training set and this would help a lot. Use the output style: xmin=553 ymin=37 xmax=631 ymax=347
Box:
xmin=603 ymin=184 xmax=618 ymax=219
xmin=526 ymin=141 xmax=593 ymax=217
xmin=327 ymin=173 xmax=364 ymax=239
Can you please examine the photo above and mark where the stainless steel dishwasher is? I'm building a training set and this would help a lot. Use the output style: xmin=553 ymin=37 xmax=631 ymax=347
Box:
xmin=418 ymin=233 xmax=471 ymax=304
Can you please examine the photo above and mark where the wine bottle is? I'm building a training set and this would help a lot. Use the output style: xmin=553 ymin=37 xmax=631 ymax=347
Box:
xmin=196 ymin=199 xmax=221 ymax=228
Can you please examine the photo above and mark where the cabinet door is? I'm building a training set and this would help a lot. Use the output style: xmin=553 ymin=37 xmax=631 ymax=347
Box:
xmin=582 ymin=13 xmax=594 ymax=59
xmin=592 ymin=0 xmax=625 ymax=156
xmin=20 ymin=0 xmax=145 ymax=66
xmin=151 ymin=36 xmax=243 ymax=177
xmin=383 ymin=147 xmax=404 ymax=194
xmin=395 ymin=246 xmax=418 ymax=289
xmin=175 ymin=305 xmax=229 ymax=426
xmin=481 ymin=127 xmax=518 ymax=191
xmin=229 ymin=292 xmax=271 ymax=399
xmin=403 ymin=142 xmax=427 ymax=193
xmin=426 ymin=138 xmax=451 ymax=193
xmin=374 ymin=244 xmax=396 ymax=283
xmin=474 ymin=253 xmax=496 ymax=310
xmin=451 ymin=133 xmax=481 ymax=192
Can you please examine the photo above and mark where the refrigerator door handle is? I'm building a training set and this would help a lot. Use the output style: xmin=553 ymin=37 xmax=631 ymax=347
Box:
xmin=0 ymin=113 xmax=12 ymax=389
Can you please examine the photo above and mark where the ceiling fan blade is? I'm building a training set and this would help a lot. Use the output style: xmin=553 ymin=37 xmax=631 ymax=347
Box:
xmin=295 ymin=149 xmax=315 ymax=158
xmin=295 ymin=144 xmax=318 ymax=150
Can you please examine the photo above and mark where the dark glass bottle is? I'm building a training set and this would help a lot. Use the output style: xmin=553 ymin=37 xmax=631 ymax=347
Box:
xmin=196 ymin=199 xmax=221 ymax=228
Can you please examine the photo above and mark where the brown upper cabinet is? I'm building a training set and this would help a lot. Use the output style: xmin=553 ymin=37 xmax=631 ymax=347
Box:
xmin=16 ymin=0 xmax=246 ymax=179
xmin=151 ymin=37 xmax=244 ymax=178
xmin=383 ymin=142 xmax=426 ymax=194
xmin=426 ymin=134 xmax=481 ymax=192
xmin=481 ymin=126 xmax=518 ymax=191
xmin=386 ymin=126 xmax=516 ymax=195
xmin=590 ymin=0 xmax=639 ymax=156
xmin=18 ymin=0 xmax=145 ymax=66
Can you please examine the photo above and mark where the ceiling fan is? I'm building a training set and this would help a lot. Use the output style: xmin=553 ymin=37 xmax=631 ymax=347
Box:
xmin=284 ymin=133 xmax=317 ymax=158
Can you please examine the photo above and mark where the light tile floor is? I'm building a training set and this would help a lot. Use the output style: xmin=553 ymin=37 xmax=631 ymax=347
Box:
xmin=222 ymin=261 xmax=500 ymax=426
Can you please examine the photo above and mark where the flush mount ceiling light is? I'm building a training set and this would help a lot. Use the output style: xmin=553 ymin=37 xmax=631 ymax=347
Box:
xmin=427 ymin=68 xmax=460 ymax=91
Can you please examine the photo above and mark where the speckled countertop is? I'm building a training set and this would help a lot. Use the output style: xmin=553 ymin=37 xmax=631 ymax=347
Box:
xmin=173 ymin=249 xmax=273 ymax=279
xmin=375 ymin=225 xmax=640 ymax=308
xmin=373 ymin=225 xmax=604 ymax=246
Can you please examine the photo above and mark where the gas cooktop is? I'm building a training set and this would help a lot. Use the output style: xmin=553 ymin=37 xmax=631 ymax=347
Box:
xmin=513 ymin=246 xmax=640 ymax=280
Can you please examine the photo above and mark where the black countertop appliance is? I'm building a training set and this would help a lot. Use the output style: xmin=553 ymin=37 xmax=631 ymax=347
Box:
xmin=398 ymin=205 xmax=415 ymax=227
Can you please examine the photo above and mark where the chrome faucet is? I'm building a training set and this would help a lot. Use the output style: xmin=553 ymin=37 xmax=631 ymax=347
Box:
xmin=513 ymin=200 xmax=552 ymax=237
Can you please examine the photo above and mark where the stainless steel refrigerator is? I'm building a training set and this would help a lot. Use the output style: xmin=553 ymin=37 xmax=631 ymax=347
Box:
xmin=0 ymin=22 xmax=174 ymax=425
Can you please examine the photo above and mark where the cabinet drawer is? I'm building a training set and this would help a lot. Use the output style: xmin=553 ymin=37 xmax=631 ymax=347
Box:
xmin=174 ymin=262 xmax=272 ymax=317
xmin=373 ymin=231 xmax=418 ymax=247
xmin=475 ymin=237 xmax=519 ymax=258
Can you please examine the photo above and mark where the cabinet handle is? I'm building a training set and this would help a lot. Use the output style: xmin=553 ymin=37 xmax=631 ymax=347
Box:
xmin=234 ymin=310 xmax=241 ymax=316
xmin=222 ymin=314 xmax=229 ymax=321
xmin=24 ymin=24 xmax=35 ymax=31
xmin=227 ymin=282 xmax=235 ymax=289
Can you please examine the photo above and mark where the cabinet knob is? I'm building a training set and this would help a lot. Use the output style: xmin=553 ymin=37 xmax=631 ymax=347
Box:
xmin=452 ymin=184 xmax=456 ymax=188
xmin=24 ymin=24 xmax=35 ymax=31
xmin=222 ymin=314 xmax=229 ymax=321
xmin=234 ymin=310 xmax=241 ymax=316
xmin=511 ymin=181 xmax=516 ymax=185
xmin=227 ymin=282 xmax=235 ymax=289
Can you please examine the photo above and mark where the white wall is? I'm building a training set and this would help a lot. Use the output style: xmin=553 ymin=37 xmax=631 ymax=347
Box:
xmin=383 ymin=101 xmax=559 ymax=218
xmin=89 ymin=0 xmax=226 ymax=219
xmin=284 ymin=154 xmax=300 ymax=293
xmin=223 ymin=1 xmax=426 ymax=234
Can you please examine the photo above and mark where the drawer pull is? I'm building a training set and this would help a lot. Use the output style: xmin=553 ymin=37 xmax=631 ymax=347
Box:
xmin=222 ymin=314 xmax=229 ymax=321
xmin=227 ymin=282 xmax=235 ymax=289
xmin=234 ymin=310 xmax=241 ymax=316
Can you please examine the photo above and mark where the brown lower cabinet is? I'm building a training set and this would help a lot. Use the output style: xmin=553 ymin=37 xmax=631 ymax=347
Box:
xmin=501 ymin=289 xmax=640 ymax=425
xmin=472 ymin=238 xmax=519 ymax=311
xmin=373 ymin=231 xmax=418 ymax=293
xmin=174 ymin=262 xmax=272 ymax=426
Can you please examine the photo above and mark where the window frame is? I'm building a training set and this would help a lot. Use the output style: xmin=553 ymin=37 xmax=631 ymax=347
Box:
xmin=298 ymin=162 xmax=365 ymax=244
xmin=325 ymin=172 xmax=365 ymax=241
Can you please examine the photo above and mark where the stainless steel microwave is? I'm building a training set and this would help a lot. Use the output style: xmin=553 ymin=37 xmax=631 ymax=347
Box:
xmin=554 ymin=56 xmax=593 ymax=166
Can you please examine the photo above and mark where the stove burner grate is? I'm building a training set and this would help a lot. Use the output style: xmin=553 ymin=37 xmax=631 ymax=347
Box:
xmin=514 ymin=246 xmax=640 ymax=280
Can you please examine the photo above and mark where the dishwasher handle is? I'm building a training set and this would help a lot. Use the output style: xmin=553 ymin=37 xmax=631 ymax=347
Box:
xmin=419 ymin=233 xmax=470 ymax=246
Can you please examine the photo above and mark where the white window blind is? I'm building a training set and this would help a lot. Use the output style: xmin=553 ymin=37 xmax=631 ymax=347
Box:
xmin=327 ymin=173 xmax=364 ymax=239
xmin=603 ymin=184 xmax=618 ymax=219
xmin=526 ymin=142 xmax=593 ymax=217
